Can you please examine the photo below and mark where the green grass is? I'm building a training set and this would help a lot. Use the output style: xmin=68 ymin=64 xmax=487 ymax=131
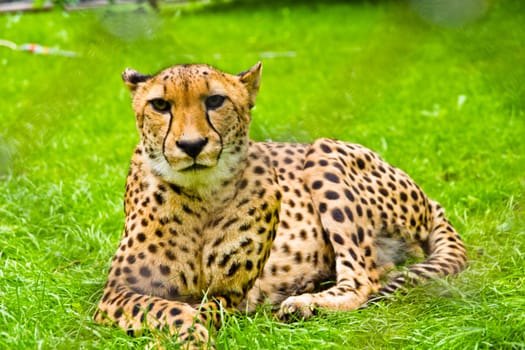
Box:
xmin=1 ymin=0 xmax=524 ymax=348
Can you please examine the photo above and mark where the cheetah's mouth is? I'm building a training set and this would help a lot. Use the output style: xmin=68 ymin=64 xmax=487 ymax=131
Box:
xmin=180 ymin=163 xmax=211 ymax=172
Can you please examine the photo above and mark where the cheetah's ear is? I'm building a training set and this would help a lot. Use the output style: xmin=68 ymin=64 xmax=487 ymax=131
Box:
xmin=122 ymin=68 xmax=151 ymax=93
xmin=238 ymin=61 xmax=262 ymax=108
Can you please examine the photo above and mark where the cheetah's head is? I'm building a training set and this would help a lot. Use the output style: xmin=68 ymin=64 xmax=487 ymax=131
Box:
xmin=122 ymin=62 xmax=262 ymax=196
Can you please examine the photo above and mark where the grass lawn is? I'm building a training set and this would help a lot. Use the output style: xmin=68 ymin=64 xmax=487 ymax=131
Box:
xmin=1 ymin=0 xmax=524 ymax=348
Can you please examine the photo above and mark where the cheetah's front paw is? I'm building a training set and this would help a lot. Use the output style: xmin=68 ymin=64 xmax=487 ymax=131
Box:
xmin=277 ymin=294 xmax=317 ymax=321
xmin=150 ymin=322 xmax=213 ymax=350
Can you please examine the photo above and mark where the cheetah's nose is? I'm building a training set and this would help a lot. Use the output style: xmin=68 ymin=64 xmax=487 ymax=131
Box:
xmin=176 ymin=137 xmax=209 ymax=158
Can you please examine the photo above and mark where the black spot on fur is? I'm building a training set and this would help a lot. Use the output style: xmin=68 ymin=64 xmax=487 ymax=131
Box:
xmin=332 ymin=208 xmax=345 ymax=222
xmin=154 ymin=192 xmax=165 ymax=205
xmin=324 ymin=172 xmax=340 ymax=183
xmin=333 ymin=233 xmax=345 ymax=245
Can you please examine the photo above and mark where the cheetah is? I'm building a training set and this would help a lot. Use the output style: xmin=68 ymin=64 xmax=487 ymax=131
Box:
xmin=94 ymin=62 xmax=467 ymax=347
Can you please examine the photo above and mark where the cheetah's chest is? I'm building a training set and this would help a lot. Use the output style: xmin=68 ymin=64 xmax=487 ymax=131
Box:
xmin=122 ymin=161 xmax=280 ymax=306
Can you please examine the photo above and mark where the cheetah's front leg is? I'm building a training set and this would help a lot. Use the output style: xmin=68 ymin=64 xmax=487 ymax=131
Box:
xmin=95 ymin=286 xmax=212 ymax=349
xmin=278 ymin=139 xmax=379 ymax=320
xmin=277 ymin=225 xmax=375 ymax=320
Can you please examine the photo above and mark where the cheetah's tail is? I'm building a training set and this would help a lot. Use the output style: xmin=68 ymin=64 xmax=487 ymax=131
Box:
xmin=370 ymin=201 xmax=467 ymax=301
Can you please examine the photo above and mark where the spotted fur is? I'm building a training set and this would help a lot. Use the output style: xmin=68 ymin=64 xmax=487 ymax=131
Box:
xmin=95 ymin=62 xmax=467 ymax=348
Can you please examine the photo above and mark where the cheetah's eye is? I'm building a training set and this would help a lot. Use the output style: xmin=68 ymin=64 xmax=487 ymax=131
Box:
xmin=149 ymin=99 xmax=171 ymax=113
xmin=205 ymin=95 xmax=226 ymax=110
